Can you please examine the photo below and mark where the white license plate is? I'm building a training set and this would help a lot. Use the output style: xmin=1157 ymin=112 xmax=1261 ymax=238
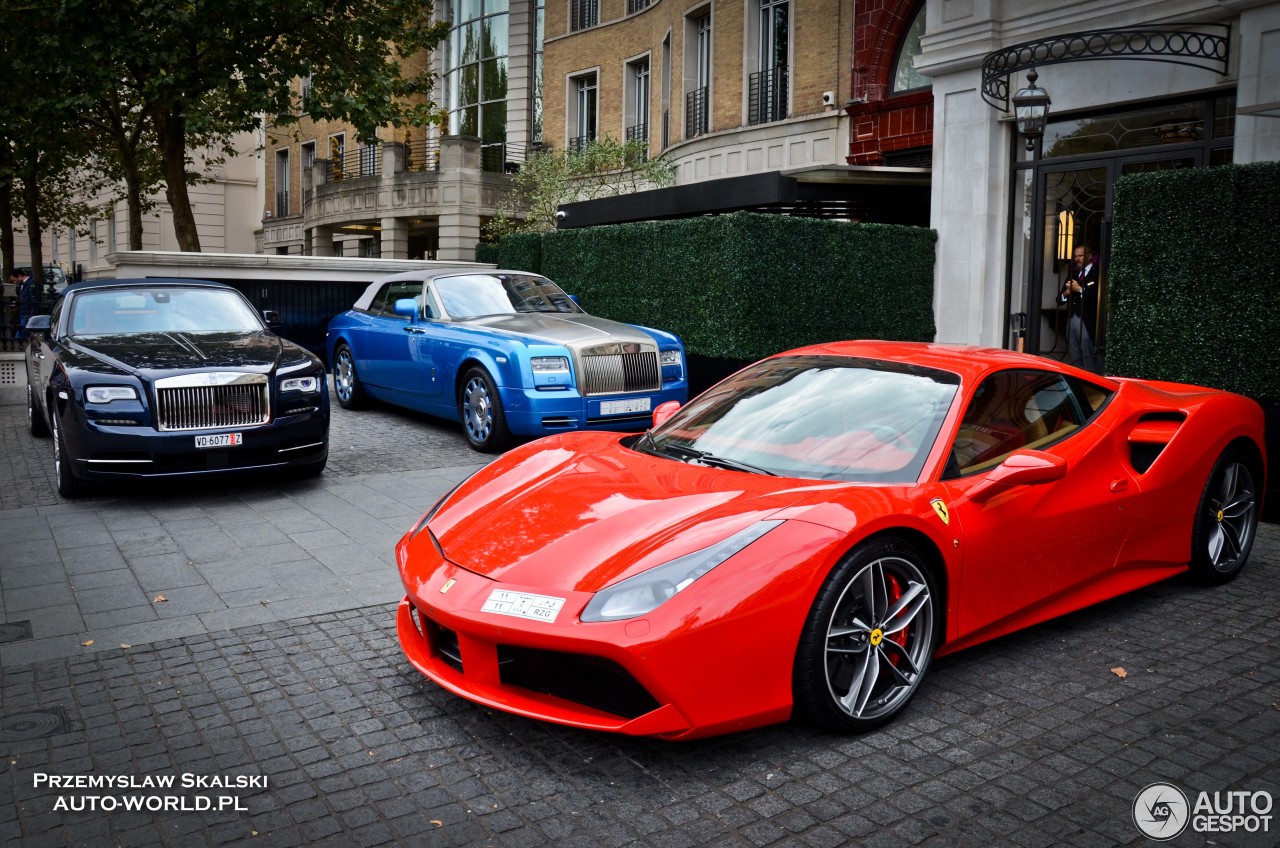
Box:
xmin=194 ymin=433 xmax=243 ymax=449
xmin=600 ymin=397 xmax=652 ymax=416
xmin=481 ymin=590 xmax=565 ymax=623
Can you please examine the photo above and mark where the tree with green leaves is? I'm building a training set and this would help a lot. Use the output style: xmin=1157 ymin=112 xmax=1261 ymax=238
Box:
xmin=52 ymin=0 xmax=448 ymax=252
xmin=486 ymin=138 xmax=677 ymax=237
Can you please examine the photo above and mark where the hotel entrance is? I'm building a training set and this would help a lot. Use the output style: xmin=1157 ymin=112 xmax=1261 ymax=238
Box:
xmin=1006 ymin=92 xmax=1235 ymax=370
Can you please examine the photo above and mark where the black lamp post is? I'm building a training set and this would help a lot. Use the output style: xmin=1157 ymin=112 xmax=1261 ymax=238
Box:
xmin=1012 ymin=68 xmax=1051 ymax=153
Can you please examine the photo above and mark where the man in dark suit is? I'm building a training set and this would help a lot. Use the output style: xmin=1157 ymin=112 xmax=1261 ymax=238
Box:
xmin=1059 ymin=243 xmax=1100 ymax=372
xmin=15 ymin=268 xmax=35 ymax=341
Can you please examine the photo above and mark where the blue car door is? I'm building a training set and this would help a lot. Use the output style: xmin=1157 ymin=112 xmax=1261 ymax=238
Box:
xmin=361 ymin=280 xmax=425 ymax=398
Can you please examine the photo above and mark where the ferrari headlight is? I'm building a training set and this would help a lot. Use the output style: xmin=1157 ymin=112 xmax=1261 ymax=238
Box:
xmin=580 ymin=520 xmax=783 ymax=622
xmin=530 ymin=356 xmax=570 ymax=373
xmin=86 ymin=386 xmax=138 ymax=404
xmin=281 ymin=375 xmax=320 ymax=393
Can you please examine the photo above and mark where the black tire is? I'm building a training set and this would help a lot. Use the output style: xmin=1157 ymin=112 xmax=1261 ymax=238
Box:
xmin=332 ymin=343 xmax=369 ymax=410
xmin=28 ymin=383 xmax=49 ymax=437
xmin=793 ymin=537 xmax=937 ymax=732
xmin=296 ymin=455 xmax=327 ymax=479
xmin=1188 ymin=449 xmax=1259 ymax=585
xmin=50 ymin=404 xmax=86 ymax=498
xmin=458 ymin=367 xmax=511 ymax=453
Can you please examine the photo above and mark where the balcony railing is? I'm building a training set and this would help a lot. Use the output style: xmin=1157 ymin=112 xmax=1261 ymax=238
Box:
xmin=570 ymin=0 xmax=598 ymax=30
xmin=685 ymin=87 xmax=709 ymax=139
xmin=567 ymin=134 xmax=595 ymax=153
xmin=275 ymin=191 xmax=290 ymax=218
xmin=626 ymin=0 xmax=651 ymax=12
xmin=480 ymin=141 xmax=532 ymax=173
xmin=662 ymin=109 xmax=669 ymax=149
xmin=625 ymin=123 xmax=648 ymax=143
xmin=405 ymin=138 xmax=441 ymax=172
xmin=748 ymin=67 xmax=788 ymax=125
xmin=330 ymin=146 xmax=381 ymax=180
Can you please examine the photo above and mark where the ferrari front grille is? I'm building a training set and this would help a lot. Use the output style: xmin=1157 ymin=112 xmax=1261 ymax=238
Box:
xmin=580 ymin=351 xmax=660 ymax=396
xmin=154 ymin=373 xmax=270 ymax=431
xmin=497 ymin=645 xmax=660 ymax=719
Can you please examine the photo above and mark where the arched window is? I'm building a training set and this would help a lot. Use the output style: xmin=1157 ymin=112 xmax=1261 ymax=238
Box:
xmin=890 ymin=5 xmax=930 ymax=94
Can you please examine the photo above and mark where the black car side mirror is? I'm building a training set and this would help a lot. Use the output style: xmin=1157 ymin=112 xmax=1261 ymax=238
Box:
xmin=262 ymin=310 xmax=283 ymax=329
xmin=25 ymin=315 xmax=51 ymax=333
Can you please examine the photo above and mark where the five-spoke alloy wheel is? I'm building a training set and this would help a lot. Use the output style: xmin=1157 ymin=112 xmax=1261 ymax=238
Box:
xmin=794 ymin=538 xmax=937 ymax=732
xmin=1189 ymin=449 xmax=1259 ymax=584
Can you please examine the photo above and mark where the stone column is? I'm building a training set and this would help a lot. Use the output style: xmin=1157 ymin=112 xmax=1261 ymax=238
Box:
xmin=377 ymin=143 xmax=410 ymax=259
xmin=309 ymin=225 xmax=335 ymax=257
xmin=380 ymin=216 xmax=409 ymax=260
xmin=437 ymin=136 xmax=484 ymax=262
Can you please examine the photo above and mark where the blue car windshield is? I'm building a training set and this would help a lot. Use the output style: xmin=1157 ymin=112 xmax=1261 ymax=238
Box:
xmin=68 ymin=288 xmax=262 ymax=336
xmin=646 ymin=355 xmax=961 ymax=483
xmin=434 ymin=274 xmax=582 ymax=319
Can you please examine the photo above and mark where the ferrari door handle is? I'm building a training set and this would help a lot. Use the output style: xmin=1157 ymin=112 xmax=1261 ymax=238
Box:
xmin=1109 ymin=479 xmax=1129 ymax=493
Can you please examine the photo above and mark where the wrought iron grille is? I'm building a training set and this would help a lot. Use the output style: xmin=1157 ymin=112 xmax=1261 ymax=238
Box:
xmin=580 ymin=350 xmax=660 ymax=396
xmin=155 ymin=376 xmax=270 ymax=431
xmin=748 ymin=68 xmax=788 ymax=125
xmin=567 ymin=134 xmax=595 ymax=153
xmin=275 ymin=191 xmax=290 ymax=218
xmin=625 ymin=123 xmax=648 ymax=143
xmin=685 ymin=87 xmax=709 ymax=139
xmin=570 ymin=0 xmax=598 ymax=31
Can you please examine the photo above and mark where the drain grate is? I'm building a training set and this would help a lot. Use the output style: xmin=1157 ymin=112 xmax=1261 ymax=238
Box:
xmin=0 ymin=621 xmax=33 ymax=644
xmin=0 ymin=708 xmax=70 ymax=742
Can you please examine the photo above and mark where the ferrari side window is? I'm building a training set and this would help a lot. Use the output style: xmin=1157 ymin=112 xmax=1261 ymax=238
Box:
xmin=949 ymin=369 xmax=1086 ymax=477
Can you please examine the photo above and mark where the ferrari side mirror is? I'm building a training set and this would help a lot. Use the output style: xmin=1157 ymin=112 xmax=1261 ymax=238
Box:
xmin=968 ymin=450 xmax=1067 ymax=503
xmin=652 ymin=400 xmax=681 ymax=429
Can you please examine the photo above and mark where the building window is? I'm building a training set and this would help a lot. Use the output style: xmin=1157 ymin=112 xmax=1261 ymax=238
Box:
xmin=300 ymin=142 xmax=316 ymax=203
xmin=570 ymin=0 xmax=598 ymax=31
xmin=569 ymin=73 xmax=598 ymax=151
xmin=627 ymin=0 xmax=651 ymax=13
xmin=661 ymin=34 xmax=672 ymax=148
xmin=359 ymin=142 xmax=378 ymax=177
xmin=891 ymin=5 xmax=930 ymax=94
xmin=275 ymin=148 xmax=290 ymax=217
xmin=685 ymin=11 xmax=711 ymax=139
xmin=533 ymin=0 xmax=544 ymax=144
xmin=625 ymin=58 xmax=651 ymax=144
xmin=107 ymin=211 xmax=116 ymax=253
xmin=90 ymin=220 xmax=99 ymax=266
xmin=328 ymin=133 xmax=346 ymax=180
xmin=300 ymin=73 xmax=314 ymax=109
xmin=749 ymin=0 xmax=788 ymax=124
xmin=446 ymin=0 xmax=509 ymax=163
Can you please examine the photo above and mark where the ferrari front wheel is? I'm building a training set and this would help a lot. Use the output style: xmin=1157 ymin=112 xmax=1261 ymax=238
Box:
xmin=793 ymin=538 xmax=937 ymax=732
xmin=1189 ymin=449 xmax=1259 ymax=585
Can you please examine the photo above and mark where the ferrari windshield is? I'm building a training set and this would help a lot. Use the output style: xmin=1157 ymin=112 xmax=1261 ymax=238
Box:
xmin=646 ymin=355 xmax=960 ymax=483
xmin=67 ymin=287 xmax=263 ymax=336
xmin=434 ymin=274 xmax=583 ymax=319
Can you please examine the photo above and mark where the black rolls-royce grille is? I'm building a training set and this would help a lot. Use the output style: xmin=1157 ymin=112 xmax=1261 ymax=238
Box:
xmin=497 ymin=644 xmax=660 ymax=719
xmin=580 ymin=351 xmax=660 ymax=396
xmin=155 ymin=375 xmax=270 ymax=431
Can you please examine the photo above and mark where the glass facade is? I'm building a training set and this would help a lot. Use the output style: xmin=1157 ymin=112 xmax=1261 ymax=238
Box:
xmin=446 ymin=0 xmax=510 ymax=144
xmin=891 ymin=6 xmax=930 ymax=94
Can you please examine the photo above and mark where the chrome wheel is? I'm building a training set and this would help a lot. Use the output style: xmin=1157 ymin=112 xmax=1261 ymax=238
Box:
xmin=462 ymin=376 xmax=493 ymax=443
xmin=1191 ymin=451 xmax=1258 ymax=583
xmin=824 ymin=556 xmax=934 ymax=721
xmin=332 ymin=344 xmax=367 ymax=410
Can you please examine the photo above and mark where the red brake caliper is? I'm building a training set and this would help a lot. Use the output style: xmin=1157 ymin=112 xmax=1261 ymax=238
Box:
xmin=886 ymin=575 xmax=908 ymax=663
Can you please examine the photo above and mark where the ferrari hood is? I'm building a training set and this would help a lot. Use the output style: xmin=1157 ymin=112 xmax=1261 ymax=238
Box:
xmin=459 ymin=313 xmax=656 ymax=348
xmin=69 ymin=331 xmax=285 ymax=376
xmin=426 ymin=433 xmax=832 ymax=592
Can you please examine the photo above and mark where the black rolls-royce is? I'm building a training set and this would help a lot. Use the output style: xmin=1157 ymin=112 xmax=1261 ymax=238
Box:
xmin=25 ymin=278 xmax=329 ymax=497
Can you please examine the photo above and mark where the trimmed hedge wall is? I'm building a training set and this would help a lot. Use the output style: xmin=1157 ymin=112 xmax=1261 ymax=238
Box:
xmin=497 ymin=232 xmax=543 ymax=277
xmin=1109 ymin=162 xmax=1280 ymax=398
xmin=474 ymin=242 xmax=499 ymax=264
xmin=495 ymin=213 xmax=935 ymax=361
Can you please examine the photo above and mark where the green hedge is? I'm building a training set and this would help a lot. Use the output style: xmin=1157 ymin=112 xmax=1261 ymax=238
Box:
xmin=497 ymin=232 xmax=543 ymax=275
xmin=474 ymin=242 xmax=499 ymax=264
xmin=1108 ymin=162 xmax=1280 ymax=398
xmin=497 ymin=213 xmax=935 ymax=361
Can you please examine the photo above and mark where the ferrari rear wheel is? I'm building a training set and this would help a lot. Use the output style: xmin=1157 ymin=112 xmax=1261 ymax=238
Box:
xmin=332 ymin=344 xmax=369 ymax=410
xmin=28 ymin=384 xmax=48 ymax=437
xmin=794 ymin=538 xmax=937 ymax=732
xmin=459 ymin=367 xmax=510 ymax=453
xmin=50 ymin=404 xmax=86 ymax=499
xmin=1189 ymin=449 xmax=1259 ymax=584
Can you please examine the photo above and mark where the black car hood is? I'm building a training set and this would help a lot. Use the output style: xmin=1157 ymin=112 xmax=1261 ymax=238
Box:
xmin=69 ymin=331 xmax=287 ymax=377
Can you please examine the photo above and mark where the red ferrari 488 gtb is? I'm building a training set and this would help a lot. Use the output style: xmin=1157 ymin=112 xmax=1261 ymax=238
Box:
xmin=396 ymin=342 xmax=1265 ymax=739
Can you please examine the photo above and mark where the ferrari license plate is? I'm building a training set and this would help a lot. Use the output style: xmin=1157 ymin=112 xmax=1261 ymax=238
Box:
xmin=601 ymin=397 xmax=651 ymax=416
xmin=481 ymin=590 xmax=565 ymax=623
xmin=194 ymin=433 xmax=243 ymax=449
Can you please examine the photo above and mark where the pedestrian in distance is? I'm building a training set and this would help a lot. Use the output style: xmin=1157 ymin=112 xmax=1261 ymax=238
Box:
xmin=15 ymin=267 xmax=36 ymax=341
xmin=1059 ymin=243 xmax=1100 ymax=373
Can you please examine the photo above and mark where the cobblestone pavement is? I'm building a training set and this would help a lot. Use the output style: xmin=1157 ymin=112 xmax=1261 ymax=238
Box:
xmin=1 ymin=387 xmax=1279 ymax=847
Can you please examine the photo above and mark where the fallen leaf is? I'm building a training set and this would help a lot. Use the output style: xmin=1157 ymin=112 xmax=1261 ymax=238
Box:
xmin=1111 ymin=667 xmax=1128 ymax=679
xmin=430 ymin=820 xmax=443 ymax=828
xmin=82 ymin=640 xmax=94 ymax=647
xmin=153 ymin=594 xmax=168 ymax=604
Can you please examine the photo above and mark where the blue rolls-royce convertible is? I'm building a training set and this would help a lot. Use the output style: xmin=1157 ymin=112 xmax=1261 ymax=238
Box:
xmin=25 ymin=278 xmax=330 ymax=497
xmin=325 ymin=270 xmax=688 ymax=451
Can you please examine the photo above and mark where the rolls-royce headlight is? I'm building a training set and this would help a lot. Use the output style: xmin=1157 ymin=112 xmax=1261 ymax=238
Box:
xmin=531 ymin=356 xmax=570 ymax=373
xmin=580 ymin=520 xmax=783 ymax=622
xmin=86 ymin=386 xmax=138 ymax=404
xmin=660 ymin=349 xmax=682 ymax=367
xmin=281 ymin=375 xmax=320 ymax=393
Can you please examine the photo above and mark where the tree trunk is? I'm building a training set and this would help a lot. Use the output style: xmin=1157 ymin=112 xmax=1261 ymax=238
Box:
xmin=22 ymin=169 xmax=44 ymax=285
xmin=120 ymin=147 xmax=145 ymax=251
xmin=152 ymin=107 xmax=202 ymax=252
xmin=0 ymin=178 xmax=14 ymax=279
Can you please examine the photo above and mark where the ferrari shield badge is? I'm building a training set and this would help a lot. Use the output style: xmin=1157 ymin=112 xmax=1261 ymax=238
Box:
xmin=440 ymin=578 xmax=456 ymax=594
xmin=930 ymin=498 xmax=950 ymax=525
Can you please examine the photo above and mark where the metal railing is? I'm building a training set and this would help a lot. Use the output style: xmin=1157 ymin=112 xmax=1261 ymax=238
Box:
xmin=662 ymin=109 xmax=669 ymax=149
xmin=330 ymin=146 xmax=381 ymax=180
xmin=567 ymin=134 xmax=595 ymax=153
xmin=405 ymin=137 xmax=441 ymax=172
xmin=685 ymin=87 xmax=709 ymax=139
xmin=480 ymin=141 xmax=531 ymax=173
xmin=748 ymin=67 xmax=788 ymax=125
xmin=570 ymin=0 xmax=598 ymax=30
xmin=626 ymin=0 xmax=651 ymax=12
xmin=625 ymin=123 xmax=648 ymax=143
xmin=275 ymin=191 xmax=290 ymax=218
